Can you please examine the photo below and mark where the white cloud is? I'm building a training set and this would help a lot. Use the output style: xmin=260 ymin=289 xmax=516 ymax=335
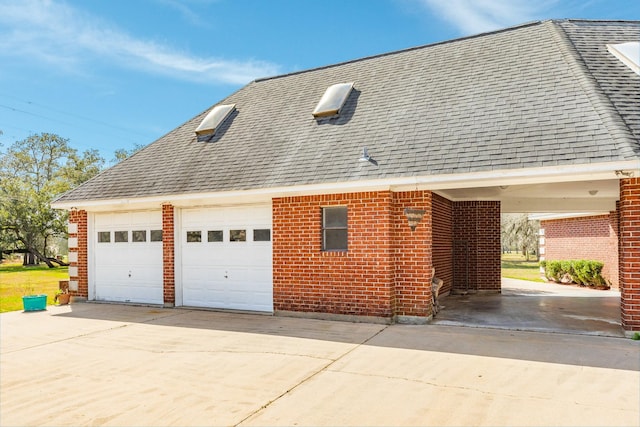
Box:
xmin=418 ymin=0 xmax=557 ymax=35
xmin=0 ymin=0 xmax=281 ymax=85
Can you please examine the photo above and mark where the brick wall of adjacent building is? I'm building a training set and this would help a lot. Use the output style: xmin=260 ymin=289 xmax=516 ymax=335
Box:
xmin=68 ymin=209 xmax=88 ymax=297
xmin=619 ymin=178 xmax=640 ymax=332
xmin=272 ymin=190 xmax=435 ymax=320
xmin=162 ymin=204 xmax=175 ymax=306
xmin=540 ymin=214 xmax=619 ymax=287
xmin=432 ymin=194 xmax=453 ymax=295
xmin=452 ymin=201 xmax=501 ymax=292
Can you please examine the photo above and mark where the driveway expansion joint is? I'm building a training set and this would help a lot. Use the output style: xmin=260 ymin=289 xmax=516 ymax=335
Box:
xmin=234 ymin=324 xmax=389 ymax=426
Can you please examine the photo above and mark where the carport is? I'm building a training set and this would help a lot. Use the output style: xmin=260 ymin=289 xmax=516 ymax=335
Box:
xmin=432 ymin=176 xmax=638 ymax=336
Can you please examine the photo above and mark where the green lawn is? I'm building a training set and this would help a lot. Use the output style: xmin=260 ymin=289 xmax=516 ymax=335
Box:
xmin=0 ymin=262 xmax=69 ymax=313
xmin=501 ymin=253 xmax=544 ymax=282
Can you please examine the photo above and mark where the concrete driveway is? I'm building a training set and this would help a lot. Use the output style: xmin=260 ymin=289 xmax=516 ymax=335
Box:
xmin=1 ymin=303 xmax=639 ymax=426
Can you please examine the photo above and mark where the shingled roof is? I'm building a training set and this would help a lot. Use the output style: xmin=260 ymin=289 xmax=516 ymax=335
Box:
xmin=56 ymin=19 xmax=640 ymax=204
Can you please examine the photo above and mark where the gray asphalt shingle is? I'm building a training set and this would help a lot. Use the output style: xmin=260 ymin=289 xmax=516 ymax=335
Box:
xmin=56 ymin=19 xmax=640 ymax=203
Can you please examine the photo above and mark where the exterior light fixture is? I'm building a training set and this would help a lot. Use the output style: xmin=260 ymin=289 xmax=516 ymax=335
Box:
xmin=404 ymin=208 xmax=426 ymax=231
xmin=359 ymin=147 xmax=378 ymax=165
xmin=615 ymin=170 xmax=634 ymax=178
xmin=588 ymin=190 xmax=598 ymax=196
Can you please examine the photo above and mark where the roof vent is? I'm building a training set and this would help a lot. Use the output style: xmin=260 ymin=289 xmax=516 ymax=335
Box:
xmin=312 ymin=82 xmax=354 ymax=118
xmin=607 ymin=42 xmax=639 ymax=75
xmin=195 ymin=104 xmax=236 ymax=137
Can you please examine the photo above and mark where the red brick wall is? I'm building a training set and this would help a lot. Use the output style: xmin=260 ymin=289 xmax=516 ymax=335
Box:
xmin=432 ymin=194 xmax=453 ymax=295
xmin=162 ymin=204 xmax=175 ymax=306
xmin=273 ymin=192 xmax=395 ymax=318
xmin=392 ymin=191 xmax=433 ymax=318
xmin=619 ymin=178 xmax=640 ymax=332
xmin=452 ymin=201 xmax=501 ymax=292
xmin=272 ymin=190 xmax=435 ymax=320
xmin=69 ymin=209 xmax=88 ymax=297
xmin=540 ymin=214 xmax=619 ymax=287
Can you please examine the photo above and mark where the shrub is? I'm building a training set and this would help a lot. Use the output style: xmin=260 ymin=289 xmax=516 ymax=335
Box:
xmin=544 ymin=260 xmax=563 ymax=282
xmin=560 ymin=260 xmax=573 ymax=278
xmin=543 ymin=259 xmax=605 ymax=286
xmin=573 ymin=260 xmax=604 ymax=287
xmin=572 ymin=260 xmax=587 ymax=285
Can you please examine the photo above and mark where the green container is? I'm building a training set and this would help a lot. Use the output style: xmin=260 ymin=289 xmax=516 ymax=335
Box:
xmin=22 ymin=295 xmax=47 ymax=312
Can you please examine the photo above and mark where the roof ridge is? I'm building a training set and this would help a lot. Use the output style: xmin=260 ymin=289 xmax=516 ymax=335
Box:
xmin=255 ymin=20 xmax=640 ymax=85
xmin=255 ymin=20 xmax=545 ymax=84
xmin=545 ymin=20 xmax=638 ymax=157
xmin=564 ymin=19 xmax=640 ymax=24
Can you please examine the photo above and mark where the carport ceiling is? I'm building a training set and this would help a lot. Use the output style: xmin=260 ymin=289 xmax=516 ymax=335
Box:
xmin=436 ymin=179 xmax=620 ymax=213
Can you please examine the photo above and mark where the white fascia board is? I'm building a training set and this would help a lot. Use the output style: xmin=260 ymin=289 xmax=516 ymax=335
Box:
xmin=51 ymin=160 xmax=639 ymax=212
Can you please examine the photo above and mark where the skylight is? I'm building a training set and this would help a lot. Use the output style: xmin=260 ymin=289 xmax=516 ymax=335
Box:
xmin=312 ymin=82 xmax=354 ymax=118
xmin=195 ymin=104 xmax=236 ymax=137
xmin=607 ymin=42 xmax=640 ymax=75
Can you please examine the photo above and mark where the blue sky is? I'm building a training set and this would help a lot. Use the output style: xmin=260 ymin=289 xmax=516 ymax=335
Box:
xmin=1 ymin=0 xmax=638 ymax=164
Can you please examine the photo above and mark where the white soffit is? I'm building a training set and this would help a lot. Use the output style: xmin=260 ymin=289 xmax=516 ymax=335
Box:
xmin=607 ymin=42 xmax=640 ymax=75
xmin=195 ymin=104 xmax=236 ymax=136
xmin=312 ymin=82 xmax=354 ymax=118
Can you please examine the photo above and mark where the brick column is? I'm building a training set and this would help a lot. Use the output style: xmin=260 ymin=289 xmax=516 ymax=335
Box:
xmin=393 ymin=190 xmax=433 ymax=322
xmin=68 ymin=209 xmax=88 ymax=298
xmin=432 ymin=194 xmax=453 ymax=295
xmin=453 ymin=201 xmax=501 ymax=293
xmin=162 ymin=204 xmax=175 ymax=307
xmin=619 ymin=178 xmax=640 ymax=333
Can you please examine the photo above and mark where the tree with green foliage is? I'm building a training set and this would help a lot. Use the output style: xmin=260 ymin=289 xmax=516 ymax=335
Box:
xmin=501 ymin=213 xmax=540 ymax=261
xmin=0 ymin=133 xmax=104 ymax=267
xmin=112 ymin=143 xmax=145 ymax=164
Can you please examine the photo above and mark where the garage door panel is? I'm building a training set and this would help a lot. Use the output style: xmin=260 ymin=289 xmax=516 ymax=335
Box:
xmin=181 ymin=205 xmax=272 ymax=312
xmin=95 ymin=266 xmax=130 ymax=290
xmin=129 ymin=265 xmax=162 ymax=283
xmin=94 ymin=211 xmax=163 ymax=305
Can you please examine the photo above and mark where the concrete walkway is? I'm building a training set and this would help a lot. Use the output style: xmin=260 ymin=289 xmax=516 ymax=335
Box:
xmin=1 ymin=303 xmax=639 ymax=426
xmin=433 ymin=278 xmax=625 ymax=337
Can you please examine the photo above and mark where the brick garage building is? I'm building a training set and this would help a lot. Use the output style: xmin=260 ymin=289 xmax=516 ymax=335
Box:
xmin=53 ymin=20 xmax=640 ymax=332
xmin=539 ymin=213 xmax=619 ymax=287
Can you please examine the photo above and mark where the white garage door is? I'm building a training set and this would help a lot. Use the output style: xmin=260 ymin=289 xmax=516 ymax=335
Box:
xmin=181 ymin=204 xmax=273 ymax=312
xmin=93 ymin=211 xmax=163 ymax=304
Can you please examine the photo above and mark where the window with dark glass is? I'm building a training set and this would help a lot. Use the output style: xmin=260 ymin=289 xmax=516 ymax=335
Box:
xmin=253 ymin=229 xmax=271 ymax=242
xmin=322 ymin=206 xmax=347 ymax=251
xmin=229 ymin=229 xmax=246 ymax=242
xmin=208 ymin=230 xmax=223 ymax=242
xmin=98 ymin=232 xmax=110 ymax=243
xmin=186 ymin=231 xmax=202 ymax=242
xmin=150 ymin=230 xmax=163 ymax=242
xmin=132 ymin=230 xmax=147 ymax=242
xmin=114 ymin=231 xmax=128 ymax=243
